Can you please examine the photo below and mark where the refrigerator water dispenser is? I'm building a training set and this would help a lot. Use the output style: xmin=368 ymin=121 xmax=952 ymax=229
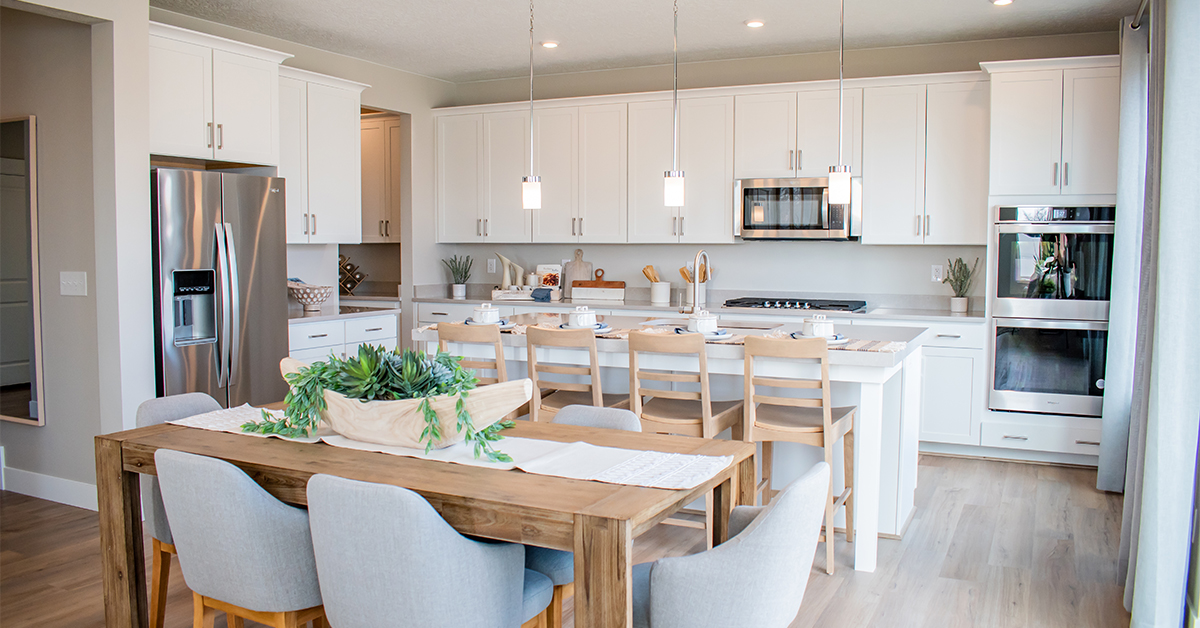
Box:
xmin=172 ymin=269 xmax=217 ymax=346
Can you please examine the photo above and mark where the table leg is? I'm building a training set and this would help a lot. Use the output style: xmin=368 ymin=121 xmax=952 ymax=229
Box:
xmin=96 ymin=437 xmax=148 ymax=628
xmin=854 ymin=382 xmax=884 ymax=573
xmin=710 ymin=477 xmax=733 ymax=547
xmin=573 ymin=514 xmax=632 ymax=628
xmin=736 ymin=455 xmax=755 ymax=507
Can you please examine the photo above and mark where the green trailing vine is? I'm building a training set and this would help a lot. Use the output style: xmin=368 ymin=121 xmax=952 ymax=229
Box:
xmin=242 ymin=345 xmax=514 ymax=462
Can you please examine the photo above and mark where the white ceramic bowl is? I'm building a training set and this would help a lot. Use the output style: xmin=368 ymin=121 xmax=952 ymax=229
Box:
xmin=568 ymin=306 xmax=597 ymax=328
xmin=288 ymin=282 xmax=334 ymax=312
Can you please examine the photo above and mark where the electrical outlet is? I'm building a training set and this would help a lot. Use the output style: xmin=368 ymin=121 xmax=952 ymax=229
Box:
xmin=931 ymin=264 xmax=945 ymax=283
xmin=60 ymin=271 xmax=87 ymax=296
xmin=487 ymin=258 xmax=496 ymax=274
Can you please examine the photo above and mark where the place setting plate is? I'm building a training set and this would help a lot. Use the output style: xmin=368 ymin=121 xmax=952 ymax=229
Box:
xmin=674 ymin=327 xmax=734 ymax=341
xmin=465 ymin=318 xmax=515 ymax=330
xmin=560 ymin=322 xmax=613 ymax=334
xmin=790 ymin=332 xmax=851 ymax=346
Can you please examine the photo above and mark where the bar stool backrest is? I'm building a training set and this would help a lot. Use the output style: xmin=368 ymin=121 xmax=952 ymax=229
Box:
xmin=742 ymin=335 xmax=832 ymax=442
xmin=628 ymin=331 xmax=715 ymax=426
xmin=526 ymin=326 xmax=603 ymax=420
xmin=438 ymin=322 xmax=507 ymax=384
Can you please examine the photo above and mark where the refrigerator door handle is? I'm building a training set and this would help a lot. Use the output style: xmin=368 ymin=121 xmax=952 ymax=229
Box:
xmin=213 ymin=223 xmax=231 ymax=388
xmin=223 ymin=223 xmax=242 ymax=383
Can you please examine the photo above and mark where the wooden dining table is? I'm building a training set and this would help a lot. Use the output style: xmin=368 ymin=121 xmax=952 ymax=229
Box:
xmin=95 ymin=419 xmax=755 ymax=628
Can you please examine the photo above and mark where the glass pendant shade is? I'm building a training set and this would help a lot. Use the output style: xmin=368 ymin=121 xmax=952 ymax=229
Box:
xmin=828 ymin=166 xmax=852 ymax=205
xmin=522 ymin=176 xmax=542 ymax=210
xmin=664 ymin=171 xmax=686 ymax=207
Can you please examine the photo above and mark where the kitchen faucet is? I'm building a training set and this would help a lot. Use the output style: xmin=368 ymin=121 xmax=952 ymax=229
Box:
xmin=690 ymin=249 xmax=709 ymax=314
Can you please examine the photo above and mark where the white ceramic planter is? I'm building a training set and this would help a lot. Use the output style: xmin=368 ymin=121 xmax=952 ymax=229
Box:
xmin=451 ymin=283 xmax=467 ymax=299
xmin=950 ymin=297 xmax=968 ymax=313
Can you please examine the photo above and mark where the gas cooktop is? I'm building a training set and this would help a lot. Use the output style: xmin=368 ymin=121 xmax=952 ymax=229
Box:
xmin=723 ymin=297 xmax=868 ymax=312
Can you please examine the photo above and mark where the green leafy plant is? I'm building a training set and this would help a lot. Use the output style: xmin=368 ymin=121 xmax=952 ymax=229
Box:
xmin=943 ymin=257 xmax=980 ymax=298
xmin=442 ymin=255 xmax=473 ymax=284
xmin=242 ymin=345 xmax=514 ymax=462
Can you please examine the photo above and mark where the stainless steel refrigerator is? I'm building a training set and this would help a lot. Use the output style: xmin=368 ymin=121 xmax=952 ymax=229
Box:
xmin=151 ymin=168 xmax=289 ymax=408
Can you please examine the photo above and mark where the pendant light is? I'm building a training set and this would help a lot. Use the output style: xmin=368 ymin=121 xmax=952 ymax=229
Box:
xmin=828 ymin=0 xmax=852 ymax=205
xmin=663 ymin=0 xmax=685 ymax=207
xmin=521 ymin=0 xmax=542 ymax=210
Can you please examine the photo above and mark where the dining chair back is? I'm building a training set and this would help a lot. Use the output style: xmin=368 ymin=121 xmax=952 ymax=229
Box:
xmin=525 ymin=326 xmax=628 ymax=422
xmin=743 ymin=334 xmax=856 ymax=574
xmin=135 ymin=393 xmax=222 ymax=628
xmin=438 ymin=322 xmax=507 ymax=384
xmin=632 ymin=462 xmax=831 ymax=628
xmin=154 ymin=449 xmax=326 ymax=628
xmin=307 ymin=474 xmax=553 ymax=628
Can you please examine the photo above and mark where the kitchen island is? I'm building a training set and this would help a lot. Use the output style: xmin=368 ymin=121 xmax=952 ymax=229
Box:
xmin=413 ymin=313 xmax=930 ymax=572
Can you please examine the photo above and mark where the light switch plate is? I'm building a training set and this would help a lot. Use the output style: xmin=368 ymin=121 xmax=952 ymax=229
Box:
xmin=931 ymin=265 xmax=945 ymax=283
xmin=60 ymin=271 xmax=87 ymax=296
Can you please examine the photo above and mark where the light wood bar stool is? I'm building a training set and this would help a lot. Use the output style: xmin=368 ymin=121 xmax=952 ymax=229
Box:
xmin=525 ymin=326 xmax=630 ymax=422
xmin=628 ymin=330 xmax=742 ymax=542
xmin=438 ymin=322 xmax=508 ymax=384
xmin=743 ymin=334 xmax=855 ymax=575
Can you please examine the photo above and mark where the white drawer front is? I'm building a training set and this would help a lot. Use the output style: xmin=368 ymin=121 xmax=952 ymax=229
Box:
xmin=854 ymin=318 xmax=985 ymax=350
xmin=980 ymin=420 xmax=1102 ymax=456
xmin=417 ymin=303 xmax=514 ymax=323
xmin=289 ymin=320 xmax=346 ymax=351
xmin=346 ymin=315 xmax=398 ymax=344
xmin=290 ymin=346 xmax=343 ymax=364
xmin=347 ymin=336 xmax=397 ymax=357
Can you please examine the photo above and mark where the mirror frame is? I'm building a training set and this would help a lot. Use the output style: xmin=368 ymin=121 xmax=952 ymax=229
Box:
xmin=1 ymin=115 xmax=46 ymax=426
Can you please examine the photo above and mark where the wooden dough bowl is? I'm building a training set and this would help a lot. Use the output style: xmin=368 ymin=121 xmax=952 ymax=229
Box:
xmin=280 ymin=357 xmax=532 ymax=449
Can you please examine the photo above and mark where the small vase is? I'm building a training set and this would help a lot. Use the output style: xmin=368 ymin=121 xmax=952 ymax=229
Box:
xmin=451 ymin=283 xmax=467 ymax=299
xmin=950 ymin=296 xmax=968 ymax=313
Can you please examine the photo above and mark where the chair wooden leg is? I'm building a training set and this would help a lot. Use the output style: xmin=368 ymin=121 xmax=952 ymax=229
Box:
xmin=150 ymin=539 xmax=171 ymax=628
xmin=704 ymin=492 xmax=715 ymax=550
xmin=843 ymin=430 xmax=855 ymax=543
xmin=193 ymin=593 xmax=218 ymax=628
xmin=227 ymin=614 xmax=244 ymax=628
xmin=823 ymin=446 xmax=836 ymax=575
xmin=760 ymin=441 xmax=774 ymax=506
xmin=546 ymin=584 xmax=566 ymax=628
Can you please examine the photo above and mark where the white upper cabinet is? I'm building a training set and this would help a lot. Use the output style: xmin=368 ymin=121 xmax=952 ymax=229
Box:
xmin=924 ymin=81 xmax=990 ymax=245
xmin=733 ymin=89 xmax=861 ymax=180
xmin=984 ymin=57 xmax=1119 ymax=197
xmin=861 ymin=84 xmax=927 ymax=245
xmin=278 ymin=66 xmax=368 ymax=245
xmin=482 ymin=111 xmax=533 ymax=243
xmin=149 ymin=23 xmax=291 ymax=165
xmin=361 ymin=115 xmax=403 ymax=243
xmin=576 ymin=104 xmax=627 ymax=243
xmin=628 ymin=101 xmax=677 ymax=243
xmin=532 ymin=107 xmax=579 ymax=243
xmin=678 ymin=96 xmax=735 ymax=244
xmin=795 ymin=88 xmax=862 ymax=179
xmin=436 ymin=114 xmax=485 ymax=242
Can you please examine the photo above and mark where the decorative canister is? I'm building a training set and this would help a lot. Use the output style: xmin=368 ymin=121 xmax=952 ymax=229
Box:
xmin=568 ymin=306 xmax=597 ymax=328
xmin=687 ymin=309 xmax=719 ymax=334
xmin=473 ymin=302 xmax=501 ymax=324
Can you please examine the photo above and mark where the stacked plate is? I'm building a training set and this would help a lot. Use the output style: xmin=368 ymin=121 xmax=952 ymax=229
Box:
xmin=560 ymin=322 xmax=613 ymax=334
xmin=675 ymin=327 xmax=733 ymax=341
xmin=790 ymin=332 xmax=850 ymax=346
xmin=465 ymin=318 xmax=515 ymax=330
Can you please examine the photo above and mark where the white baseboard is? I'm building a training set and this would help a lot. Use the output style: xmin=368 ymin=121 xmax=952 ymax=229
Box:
xmin=2 ymin=465 xmax=98 ymax=511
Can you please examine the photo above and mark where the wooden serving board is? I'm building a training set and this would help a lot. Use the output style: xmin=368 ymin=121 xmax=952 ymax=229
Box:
xmin=572 ymin=268 xmax=625 ymax=289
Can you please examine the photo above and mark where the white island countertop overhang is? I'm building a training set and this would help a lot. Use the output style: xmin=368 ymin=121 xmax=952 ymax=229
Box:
xmin=412 ymin=313 xmax=929 ymax=572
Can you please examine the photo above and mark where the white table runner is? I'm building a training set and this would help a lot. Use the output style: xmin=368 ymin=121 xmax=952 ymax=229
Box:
xmin=168 ymin=406 xmax=732 ymax=490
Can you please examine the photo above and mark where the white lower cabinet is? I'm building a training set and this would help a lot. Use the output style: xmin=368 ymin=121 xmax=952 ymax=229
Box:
xmin=920 ymin=347 xmax=984 ymax=445
xmin=289 ymin=315 xmax=397 ymax=362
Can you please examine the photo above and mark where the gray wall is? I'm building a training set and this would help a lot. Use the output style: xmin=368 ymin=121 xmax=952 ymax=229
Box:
xmin=0 ymin=8 xmax=102 ymax=484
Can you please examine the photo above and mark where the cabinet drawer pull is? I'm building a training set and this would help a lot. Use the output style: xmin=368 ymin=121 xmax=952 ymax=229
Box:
xmin=308 ymin=333 xmax=328 ymax=339
xmin=1076 ymin=439 xmax=1100 ymax=446
xmin=1002 ymin=435 xmax=1028 ymax=441
xmin=936 ymin=334 xmax=961 ymax=339
xmin=432 ymin=312 xmax=449 ymax=316
xmin=365 ymin=327 xmax=384 ymax=332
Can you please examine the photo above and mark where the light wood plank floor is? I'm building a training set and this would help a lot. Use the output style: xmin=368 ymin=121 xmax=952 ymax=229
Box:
xmin=0 ymin=455 xmax=1130 ymax=627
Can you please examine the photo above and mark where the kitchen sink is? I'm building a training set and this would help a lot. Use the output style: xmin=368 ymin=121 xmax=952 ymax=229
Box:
xmin=641 ymin=318 xmax=783 ymax=331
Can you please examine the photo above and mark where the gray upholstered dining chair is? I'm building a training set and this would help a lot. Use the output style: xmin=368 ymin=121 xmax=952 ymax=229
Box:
xmin=306 ymin=474 xmax=553 ymax=628
xmin=154 ymin=449 xmax=327 ymax=628
xmin=524 ymin=404 xmax=643 ymax=628
xmin=631 ymin=461 xmax=831 ymax=628
xmin=135 ymin=393 xmax=222 ymax=628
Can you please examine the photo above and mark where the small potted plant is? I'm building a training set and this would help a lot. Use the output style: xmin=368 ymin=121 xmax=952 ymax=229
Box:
xmin=443 ymin=255 xmax=472 ymax=299
xmin=944 ymin=257 xmax=979 ymax=313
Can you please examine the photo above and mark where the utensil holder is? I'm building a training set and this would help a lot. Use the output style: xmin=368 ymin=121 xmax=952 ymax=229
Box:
xmin=683 ymin=282 xmax=706 ymax=308
xmin=650 ymin=282 xmax=671 ymax=306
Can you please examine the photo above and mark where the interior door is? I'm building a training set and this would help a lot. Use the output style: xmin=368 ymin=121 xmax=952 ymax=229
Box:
xmin=220 ymin=173 xmax=289 ymax=407
xmin=212 ymin=50 xmax=278 ymax=165
xmin=988 ymin=70 xmax=1064 ymax=196
xmin=148 ymin=36 xmax=213 ymax=160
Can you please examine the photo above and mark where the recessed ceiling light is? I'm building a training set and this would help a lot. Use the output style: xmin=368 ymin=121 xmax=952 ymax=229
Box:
xmin=745 ymin=20 xmax=765 ymax=28
xmin=541 ymin=41 xmax=558 ymax=48
xmin=991 ymin=0 xmax=1013 ymax=5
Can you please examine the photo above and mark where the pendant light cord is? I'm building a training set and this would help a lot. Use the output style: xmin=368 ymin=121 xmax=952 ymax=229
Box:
xmin=837 ymin=0 xmax=844 ymax=167
xmin=672 ymin=0 xmax=679 ymax=172
xmin=528 ymin=0 xmax=535 ymax=177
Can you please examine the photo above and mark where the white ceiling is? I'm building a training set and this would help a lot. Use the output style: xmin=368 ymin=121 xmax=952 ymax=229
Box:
xmin=151 ymin=0 xmax=1137 ymax=83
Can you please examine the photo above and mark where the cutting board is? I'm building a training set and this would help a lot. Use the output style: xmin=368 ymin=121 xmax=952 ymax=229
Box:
xmin=561 ymin=249 xmax=592 ymax=299
xmin=572 ymin=269 xmax=625 ymax=289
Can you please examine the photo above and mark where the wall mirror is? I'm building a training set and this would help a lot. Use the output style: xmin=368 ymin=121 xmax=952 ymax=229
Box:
xmin=1 ymin=116 xmax=46 ymax=425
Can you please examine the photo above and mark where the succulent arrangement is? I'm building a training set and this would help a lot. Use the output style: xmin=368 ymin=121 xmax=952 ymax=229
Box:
xmin=442 ymin=255 xmax=473 ymax=285
xmin=943 ymin=257 xmax=980 ymax=298
xmin=242 ymin=345 xmax=513 ymax=462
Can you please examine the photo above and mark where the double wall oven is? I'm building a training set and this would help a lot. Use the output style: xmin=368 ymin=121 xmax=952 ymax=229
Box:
xmin=988 ymin=206 xmax=1115 ymax=418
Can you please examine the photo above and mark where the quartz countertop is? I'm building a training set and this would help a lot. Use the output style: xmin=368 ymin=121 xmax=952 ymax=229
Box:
xmin=288 ymin=305 xmax=401 ymax=324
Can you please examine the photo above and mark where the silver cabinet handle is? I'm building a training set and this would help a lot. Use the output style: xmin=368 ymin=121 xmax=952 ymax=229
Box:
xmin=680 ymin=216 xmax=684 ymax=236
xmin=925 ymin=215 xmax=930 ymax=236
xmin=915 ymin=215 xmax=922 ymax=236
xmin=797 ymin=149 xmax=802 ymax=171
xmin=477 ymin=219 xmax=481 ymax=236
xmin=1076 ymin=439 xmax=1100 ymax=446
xmin=217 ymin=123 xmax=223 ymax=150
xmin=1002 ymin=435 xmax=1029 ymax=441
xmin=1063 ymin=162 xmax=1070 ymax=187
xmin=1053 ymin=162 xmax=1059 ymax=186
xmin=207 ymin=122 xmax=214 ymax=148
xmin=484 ymin=218 xmax=489 ymax=236
xmin=303 ymin=213 xmax=309 ymax=235
xmin=379 ymin=220 xmax=384 ymax=236
xmin=579 ymin=217 xmax=583 ymax=236
xmin=936 ymin=334 xmax=961 ymax=339
xmin=788 ymin=149 xmax=794 ymax=170
xmin=311 ymin=214 xmax=316 ymax=234
xmin=385 ymin=220 xmax=390 ymax=237
xmin=572 ymin=217 xmax=576 ymax=236
xmin=365 ymin=327 xmax=384 ymax=332
xmin=308 ymin=333 xmax=328 ymax=339
xmin=432 ymin=312 xmax=449 ymax=316
xmin=672 ymin=217 xmax=677 ymax=235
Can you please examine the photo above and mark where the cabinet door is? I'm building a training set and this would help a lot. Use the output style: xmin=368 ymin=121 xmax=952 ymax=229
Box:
xmin=360 ymin=118 xmax=388 ymax=243
xmin=1061 ymin=67 xmax=1120 ymax=196
xmin=861 ymin=85 xmax=926 ymax=245
xmin=988 ymin=70 xmax=1064 ymax=196
xmin=924 ymin=81 xmax=990 ymax=246
xmin=577 ymin=104 xmax=628 ymax=243
xmin=383 ymin=118 xmax=404 ymax=243
xmin=920 ymin=347 xmax=982 ymax=445
xmin=436 ymin=114 xmax=484 ymax=243
xmin=532 ymin=107 xmax=579 ymax=243
xmin=482 ymin=111 xmax=532 ymax=243
xmin=212 ymin=50 xmax=278 ymax=166
xmin=149 ymin=36 xmax=213 ymax=160
xmin=278 ymin=76 xmax=308 ymax=244
xmin=733 ymin=93 xmax=796 ymax=179
xmin=796 ymin=88 xmax=862 ymax=178
xmin=679 ymin=96 xmax=735 ymax=244
xmin=627 ymin=101 xmax=678 ymax=243
xmin=306 ymin=83 xmax=362 ymax=244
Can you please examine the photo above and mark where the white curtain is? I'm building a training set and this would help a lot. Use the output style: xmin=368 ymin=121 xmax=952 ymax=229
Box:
xmin=1125 ymin=0 xmax=1200 ymax=625
xmin=1098 ymin=16 xmax=1150 ymax=493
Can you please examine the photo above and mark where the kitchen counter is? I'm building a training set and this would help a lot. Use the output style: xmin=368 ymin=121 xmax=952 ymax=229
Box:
xmin=287 ymin=304 xmax=401 ymax=324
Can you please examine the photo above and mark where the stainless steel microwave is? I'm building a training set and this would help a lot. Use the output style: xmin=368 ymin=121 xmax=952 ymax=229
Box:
xmin=734 ymin=177 xmax=862 ymax=240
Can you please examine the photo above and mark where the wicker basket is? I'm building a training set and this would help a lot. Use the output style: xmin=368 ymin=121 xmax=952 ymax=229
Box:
xmin=280 ymin=357 xmax=531 ymax=449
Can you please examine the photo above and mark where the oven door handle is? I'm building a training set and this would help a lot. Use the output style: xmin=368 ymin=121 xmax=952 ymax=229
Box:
xmin=995 ymin=223 xmax=1114 ymax=235
xmin=992 ymin=318 xmax=1109 ymax=332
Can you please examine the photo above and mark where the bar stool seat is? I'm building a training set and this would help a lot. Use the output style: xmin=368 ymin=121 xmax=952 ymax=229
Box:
xmin=639 ymin=398 xmax=741 ymax=434
xmin=541 ymin=390 xmax=630 ymax=413
xmin=752 ymin=404 xmax=856 ymax=436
